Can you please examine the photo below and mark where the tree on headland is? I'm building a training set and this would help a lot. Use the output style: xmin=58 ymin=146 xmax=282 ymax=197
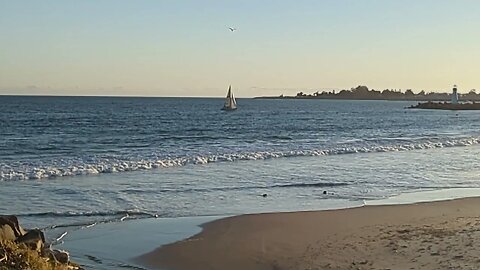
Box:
xmin=274 ymin=85 xmax=480 ymax=101
xmin=405 ymin=89 xmax=414 ymax=96
xmin=464 ymin=89 xmax=478 ymax=101
xmin=351 ymin=85 xmax=369 ymax=94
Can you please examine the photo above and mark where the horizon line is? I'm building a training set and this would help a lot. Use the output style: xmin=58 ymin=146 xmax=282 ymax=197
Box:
xmin=0 ymin=94 xmax=244 ymax=99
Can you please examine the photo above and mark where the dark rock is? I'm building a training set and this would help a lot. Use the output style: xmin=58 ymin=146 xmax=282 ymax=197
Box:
xmin=0 ymin=215 xmax=26 ymax=241
xmin=0 ymin=223 xmax=17 ymax=242
xmin=262 ymin=193 xmax=268 ymax=197
xmin=16 ymin=229 xmax=45 ymax=252
xmin=51 ymin=249 xmax=70 ymax=264
xmin=0 ymin=215 xmax=79 ymax=268
xmin=41 ymin=246 xmax=52 ymax=258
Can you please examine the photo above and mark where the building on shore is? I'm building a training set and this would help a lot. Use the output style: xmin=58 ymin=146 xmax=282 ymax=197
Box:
xmin=408 ymin=84 xmax=480 ymax=110
xmin=451 ymin=85 xmax=459 ymax=104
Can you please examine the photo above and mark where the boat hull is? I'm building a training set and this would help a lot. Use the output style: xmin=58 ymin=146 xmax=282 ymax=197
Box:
xmin=221 ymin=107 xmax=237 ymax=111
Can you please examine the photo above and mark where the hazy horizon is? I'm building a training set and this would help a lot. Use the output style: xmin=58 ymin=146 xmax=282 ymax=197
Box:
xmin=2 ymin=0 xmax=480 ymax=97
xmin=0 ymin=85 xmax=471 ymax=98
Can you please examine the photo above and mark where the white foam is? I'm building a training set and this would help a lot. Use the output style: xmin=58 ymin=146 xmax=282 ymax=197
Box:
xmin=1 ymin=136 xmax=480 ymax=181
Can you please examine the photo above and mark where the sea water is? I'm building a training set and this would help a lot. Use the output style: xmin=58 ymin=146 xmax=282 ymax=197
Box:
xmin=1 ymin=96 xmax=480 ymax=268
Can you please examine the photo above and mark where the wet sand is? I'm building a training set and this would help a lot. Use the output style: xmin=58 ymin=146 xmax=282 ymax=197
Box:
xmin=139 ymin=197 xmax=480 ymax=270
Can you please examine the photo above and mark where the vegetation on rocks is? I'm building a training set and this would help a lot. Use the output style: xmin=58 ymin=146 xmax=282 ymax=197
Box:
xmin=0 ymin=240 xmax=74 ymax=270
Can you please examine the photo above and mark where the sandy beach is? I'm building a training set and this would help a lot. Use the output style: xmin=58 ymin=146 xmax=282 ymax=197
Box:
xmin=139 ymin=197 xmax=480 ymax=270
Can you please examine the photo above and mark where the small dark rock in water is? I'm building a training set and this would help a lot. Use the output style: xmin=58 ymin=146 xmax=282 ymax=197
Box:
xmin=323 ymin=191 xmax=327 ymax=195
xmin=262 ymin=193 xmax=268 ymax=197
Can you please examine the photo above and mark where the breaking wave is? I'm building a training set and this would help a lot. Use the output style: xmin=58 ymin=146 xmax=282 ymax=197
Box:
xmin=121 ymin=182 xmax=351 ymax=194
xmin=1 ymin=136 xmax=480 ymax=181
xmin=17 ymin=210 xmax=160 ymax=232
xmin=17 ymin=210 xmax=159 ymax=219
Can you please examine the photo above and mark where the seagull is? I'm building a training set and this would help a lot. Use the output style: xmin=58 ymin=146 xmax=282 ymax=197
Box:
xmin=228 ymin=27 xmax=237 ymax=32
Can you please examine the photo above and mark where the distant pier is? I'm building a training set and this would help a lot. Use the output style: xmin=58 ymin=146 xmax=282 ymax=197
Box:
xmin=408 ymin=85 xmax=480 ymax=110
xmin=408 ymin=101 xmax=480 ymax=110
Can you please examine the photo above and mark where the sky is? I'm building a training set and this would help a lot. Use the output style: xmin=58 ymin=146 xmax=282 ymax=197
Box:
xmin=1 ymin=0 xmax=480 ymax=97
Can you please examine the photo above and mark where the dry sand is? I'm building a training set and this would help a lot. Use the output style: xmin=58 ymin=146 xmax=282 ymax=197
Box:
xmin=139 ymin=197 xmax=480 ymax=270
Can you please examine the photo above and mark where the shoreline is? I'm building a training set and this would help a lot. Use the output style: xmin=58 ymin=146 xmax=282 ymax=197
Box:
xmin=253 ymin=96 xmax=477 ymax=102
xmin=138 ymin=196 xmax=480 ymax=270
xmin=58 ymin=216 xmax=220 ymax=270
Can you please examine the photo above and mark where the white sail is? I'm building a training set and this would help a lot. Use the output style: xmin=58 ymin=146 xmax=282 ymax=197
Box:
xmin=222 ymin=85 xmax=237 ymax=110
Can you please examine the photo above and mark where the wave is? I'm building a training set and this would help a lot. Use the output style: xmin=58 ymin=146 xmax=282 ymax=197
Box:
xmin=2 ymin=136 xmax=480 ymax=181
xmin=17 ymin=210 xmax=158 ymax=219
xmin=122 ymin=182 xmax=351 ymax=194
xmin=50 ymin=231 xmax=68 ymax=246
xmin=273 ymin=182 xmax=349 ymax=188
xmin=265 ymin=135 xmax=293 ymax=140
xmin=17 ymin=210 xmax=160 ymax=234
xmin=29 ymin=210 xmax=162 ymax=251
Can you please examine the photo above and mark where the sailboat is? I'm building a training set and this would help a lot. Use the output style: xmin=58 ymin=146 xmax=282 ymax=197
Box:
xmin=222 ymin=85 xmax=237 ymax=111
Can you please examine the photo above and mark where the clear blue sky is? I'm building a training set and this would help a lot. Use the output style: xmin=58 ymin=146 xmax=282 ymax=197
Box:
xmin=1 ymin=0 xmax=479 ymax=97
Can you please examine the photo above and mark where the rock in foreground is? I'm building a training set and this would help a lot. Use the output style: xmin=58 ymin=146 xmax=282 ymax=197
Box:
xmin=0 ymin=215 xmax=82 ymax=270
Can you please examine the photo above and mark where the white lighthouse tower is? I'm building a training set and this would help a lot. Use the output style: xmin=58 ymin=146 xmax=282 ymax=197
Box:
xmin=451 ymin=85 xmax=459 ymax=104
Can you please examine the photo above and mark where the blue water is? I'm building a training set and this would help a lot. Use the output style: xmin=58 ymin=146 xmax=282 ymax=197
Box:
xmin=2 ymin=96 xmax=480 ymax=268
xmin=2 ymin=97 xmax=480 ymax=181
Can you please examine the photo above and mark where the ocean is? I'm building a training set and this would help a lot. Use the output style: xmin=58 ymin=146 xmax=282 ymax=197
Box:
xmin=1 ymin=96 xmax=480 ymax=268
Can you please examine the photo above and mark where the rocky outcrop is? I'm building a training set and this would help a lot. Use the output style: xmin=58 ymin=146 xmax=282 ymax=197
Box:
xmin=0 ymin=215 xmax=26 ymax=241
xmin=408 ymin=101 xmax=480 ymax=110
xmin=16 ymin=228 xmax=45 ymax=252
xmin=0 ymin=215 xmax=45 ymax=252
xmin=51 ymin=249 xmax=70 ymax=264
xmin=0 ymin=215 xmax=81 ymax=269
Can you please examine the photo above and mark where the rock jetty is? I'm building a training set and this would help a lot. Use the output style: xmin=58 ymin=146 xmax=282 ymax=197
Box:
xmin=408 ymin=101 xmax=480 ymax=110
xmin=0 ymin=215 xmax=81 ymax=269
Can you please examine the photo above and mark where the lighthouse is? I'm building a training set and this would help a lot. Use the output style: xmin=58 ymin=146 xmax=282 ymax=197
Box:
xmin=451 ymin=85 xmax=459 ymax=104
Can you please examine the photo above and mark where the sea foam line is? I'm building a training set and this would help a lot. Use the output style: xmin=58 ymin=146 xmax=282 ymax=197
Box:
xmin=1 ymin=137 xmax=480 ymax=181
xmin=18 ymin=210 xmax=157 ymax=219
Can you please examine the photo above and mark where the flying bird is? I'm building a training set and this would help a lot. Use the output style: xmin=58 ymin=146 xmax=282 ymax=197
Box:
xmin=228 ymin=27 xmax=237 ymax=32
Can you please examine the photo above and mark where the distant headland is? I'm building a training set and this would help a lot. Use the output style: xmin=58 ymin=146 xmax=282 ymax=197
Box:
xmin=254 ymin=85 xmax=480 ymax=102
xmin=408 ymin=85 xmax=480 ymax=110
